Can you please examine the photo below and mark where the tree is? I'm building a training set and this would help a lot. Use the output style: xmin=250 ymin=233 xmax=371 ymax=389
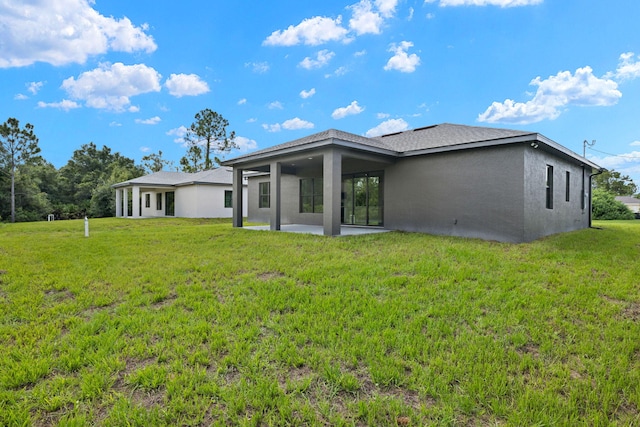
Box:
xmin=0 ymin=118 xmax=41 ymax=222
xmin=181 ymin=109 xmax=237 ymax=171
xmin=179 ymin=145 xmax=204 ymax=173
xmin=142 ymin=150 xmax=174 ymax=173
xmin=592 ymin=188 xmax=635 ymax=220
xmin=592 ymin=169 xmax=637 ymax=196
xmin=59 ymin=143 xmax=144 ymax=218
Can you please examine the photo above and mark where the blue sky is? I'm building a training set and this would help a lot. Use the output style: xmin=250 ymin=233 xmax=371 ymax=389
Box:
xmin=2 ymin=0 xmax=640 ymax=183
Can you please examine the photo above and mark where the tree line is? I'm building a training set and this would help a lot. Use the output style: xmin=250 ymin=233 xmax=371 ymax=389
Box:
xmin=0 ymin=109 xmax=236 ymax=222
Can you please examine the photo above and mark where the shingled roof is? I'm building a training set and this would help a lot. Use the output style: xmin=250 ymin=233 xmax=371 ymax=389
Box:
xmin=223 ymin=123 xmax=541 ymax=166
xmin=372 ymin=123 xmax=535 ymax=153
xmin=112 ymin=167 xmax=238 ymax=188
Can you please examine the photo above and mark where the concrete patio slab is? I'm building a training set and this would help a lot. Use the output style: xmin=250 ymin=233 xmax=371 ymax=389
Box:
xmin=243 ymin=224 xmax=390 ymax=236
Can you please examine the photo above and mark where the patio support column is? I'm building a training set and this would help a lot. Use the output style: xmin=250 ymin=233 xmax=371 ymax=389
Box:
xmin=115 ymin=188 xmax=122 ymax=217
xmin=232 ymin=167 xmax=244 ymax=228
xmin=132 ymin=186 xmax=141 ymax=218
xmin=323 ymin=149 xmax=342 ymax=236
xmin=270 ymin=161 xmax=281 ymax=231
xmin=122 ymin=188 xmax=129 ymax=217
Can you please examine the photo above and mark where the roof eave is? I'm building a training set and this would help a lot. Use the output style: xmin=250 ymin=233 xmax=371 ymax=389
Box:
xmin=222 ymin=138 xmax=398 ymax=167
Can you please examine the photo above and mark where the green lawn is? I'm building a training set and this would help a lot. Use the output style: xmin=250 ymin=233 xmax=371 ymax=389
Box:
xmin=0 ymin=218 xmax=638 ymax=426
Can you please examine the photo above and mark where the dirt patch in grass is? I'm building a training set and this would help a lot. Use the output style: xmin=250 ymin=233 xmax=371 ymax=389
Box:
xmin=151 ymin=292 xmax=177 ymax=309
xmin=44 ymin=288 xmax=75 ymax=302
xmin=602 ymin=295 xmax=640 ymax=321
xmin=517 ymin=343 xmax=541 ymax=358
xmin=257 ymin=271 xmax=286 ymax=281
xmin=621 ymin=301 xmax=640 ymax=321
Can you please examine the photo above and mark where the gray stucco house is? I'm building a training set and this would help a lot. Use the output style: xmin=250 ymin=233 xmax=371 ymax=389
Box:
xmin=221 ymin=123 xmax=601 ymax=243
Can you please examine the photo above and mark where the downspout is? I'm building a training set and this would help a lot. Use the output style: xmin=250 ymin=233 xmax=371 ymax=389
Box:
xmin=588 ymin=168 xmax=605 ymax=228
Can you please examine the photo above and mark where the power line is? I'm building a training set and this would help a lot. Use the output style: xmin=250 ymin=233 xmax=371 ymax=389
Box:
xmin=587 ymin=146 xmax=640 ymax=159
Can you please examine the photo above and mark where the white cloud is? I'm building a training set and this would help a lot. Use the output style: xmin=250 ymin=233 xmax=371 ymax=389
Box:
xmin=135 ymin=116 xmax=161 ymax=125
xmin=375 ymin=0 xmax=399 ymax=17
xmin=140 ymin=146 xmax=151 ymax=153
xmin=0 ymin=0 xmax=156 ymax=68
xmin=325 ymin=66 xmax=349 ymax=78
xmin=354 ymin=50 xmax=367 ymax=57
xmin=376 ymin=112 xmax=391 ymax=119
xmin=262 ymin=123 xmax=282 ymax=132
xmin=246 ymin=62 xmax=270 ymax=73
xmin=268 ymin=101 xmax=284 ymax=110
xmin=27 ymin=81 xmax=44 ymax=95
xmin=164 ymin=74 xmax=209 ymax=97
xmin=609 ymin=52 xmax=640 ymax=81
xmin=299 ymin=50 xmax=335 ymax=69
xmin=235 ymin=136 xmax=258 ymax=152
xmin=61 ymin=62 xmax=162 ymax=112
xmin=167 ymin=125 xmax=188 ymax=142
xmin=238 ymin=98 xmax=247 ymax=105
xmin=630 ymin=141 xmax=640 ymax=147
xmin=263 ymin=16 xmax=350 ymax=46
xmin=433 ymin=0 xmax=542 ymax=6
xmin=365 ymin=118 xmax=409 ymax=137
xmin=384 ymin=41 xmax=421 ymax=73
xmin=109 ymin=121 xmax=122 ymax=127
xmin=14 ymin=93 xmax=28 ymax=100
xmin=349 ymin=0 xmax=384 ymax=35
xmin=36 ymin=99 xmax=81 ymax=111
xmin=263 ymin=117 xmax=315 ymax=132
xmin=282 ymin=117 xmax=315 ymax=130
xmin=246 ymin=118 xmax=257 ymax=123
xmin=300 ymin=88 xmax=316 ymax=99
xmin=478 ymin=66 xmax=622 ymax=124
xmin=587 ymin=151 xmax=640 ymax=182
xmin=332 ymin=100 xmax=365 ymax=119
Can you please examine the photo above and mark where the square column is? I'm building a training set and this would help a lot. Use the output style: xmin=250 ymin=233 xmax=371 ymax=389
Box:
xmin=323 ymin=149 xmax=342 ymax=236
xmin=115 ymin=188 xmax=122 ymax=217
xmin=270 ymin=161 xmax=281 ymax=231
xmin=123 ymin=188 xmax=129 ymax=217
xmin=232 ymin=167 xmax=244 ymax=228
xmin=132 ymin=186 xmax=141 ymax=218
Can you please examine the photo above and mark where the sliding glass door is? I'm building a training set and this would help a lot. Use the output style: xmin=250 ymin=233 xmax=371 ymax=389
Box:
xmin=342 ymin=172 xmax=383 ymax=226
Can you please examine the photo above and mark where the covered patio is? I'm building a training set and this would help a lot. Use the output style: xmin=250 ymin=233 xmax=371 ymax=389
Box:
xmin=222 ymin=129 xmax=397 ymax=237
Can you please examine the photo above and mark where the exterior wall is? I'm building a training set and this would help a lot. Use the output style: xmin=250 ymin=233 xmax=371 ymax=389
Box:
xmin=244 ymin=143 xmax=592 ymax=242
xmin=134 ymin=185 xmax=247 ymax=218
xmin=523 ymin=149 xmax=591 ymax=241
xmin=140 ymin=191 xmax=166 ymax=217
xmin=384 ymin=144 xmax=527 ymax=242
xmin=248 ymin=175 xmax=323 ymax=224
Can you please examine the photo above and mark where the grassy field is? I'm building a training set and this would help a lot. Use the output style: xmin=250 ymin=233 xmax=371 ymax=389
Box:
xmin=0 ymin=218 xmax=638 ymax=426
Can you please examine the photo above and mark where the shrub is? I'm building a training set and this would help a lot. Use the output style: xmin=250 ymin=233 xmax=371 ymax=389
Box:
xmin=592 ymin=188 xmax=635 ymax=220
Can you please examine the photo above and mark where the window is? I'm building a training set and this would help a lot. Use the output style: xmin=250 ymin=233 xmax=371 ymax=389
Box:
xmin=156 ymin=193 xmax=162 ymax=210
xmin=224 ymin=190 xmax=233 ymax=208
xmin=145 ymin=193 xmax=151 ymax=208
xmin=259 ymin=182 xmax=270 ymax=208
xmin=565 ymin=171 xmax=570 ymax=202
xmin=300 ymin=178 xmax=323 ymax=213
xmin=546 ymin=165 xmax=554 ymax=209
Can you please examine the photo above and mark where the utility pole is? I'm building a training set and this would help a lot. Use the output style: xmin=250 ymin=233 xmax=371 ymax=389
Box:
xmin=583 ymin=139 xmax=595 ymax=157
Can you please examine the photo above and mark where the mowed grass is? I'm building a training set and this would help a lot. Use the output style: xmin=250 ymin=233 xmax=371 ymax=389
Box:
xmin=0 ymin=218 xmax=639 ymax=426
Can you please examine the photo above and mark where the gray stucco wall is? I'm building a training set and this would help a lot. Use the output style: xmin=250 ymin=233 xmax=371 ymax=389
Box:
xmin=384 ymin=144 xmax=526 ymax=242
xmin=248 ymin=173 xmax=324 ymax=225
xmin=522 ymin=148 xmax=590 ymax=241
xmin=246 ymin=142 xmax=592 ymax=242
